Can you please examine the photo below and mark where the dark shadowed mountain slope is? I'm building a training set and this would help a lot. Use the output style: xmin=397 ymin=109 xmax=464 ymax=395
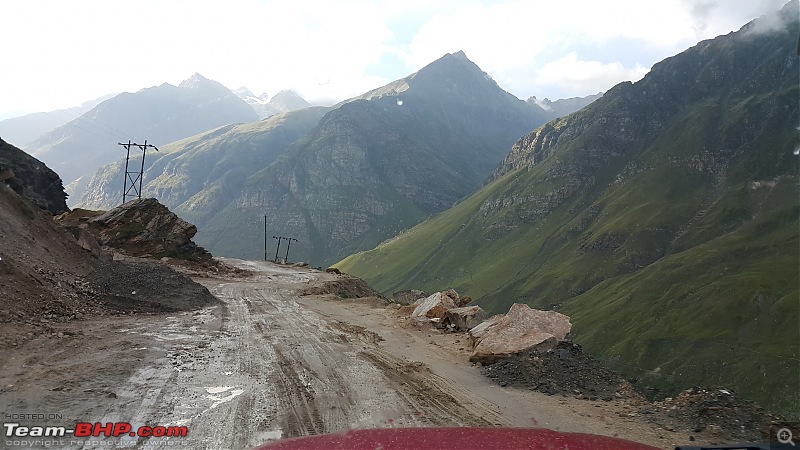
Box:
xmin=26 ymin=74 xmax=258 ymax=202
xmin=338 ymin=3 xmax=799 ymax=418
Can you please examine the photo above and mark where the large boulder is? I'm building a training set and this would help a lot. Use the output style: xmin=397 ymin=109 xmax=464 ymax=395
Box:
xmin=469 ymin=303 xmax=572 ymax=365
xmin=411 ymin=291 xmax=459 ymax=320
xmin=468 ymin=315 xmax=504 ymax=345
xmin=59 ymin=198 xmax=212 ymax=261
xmin=443 ymin=306 xmax=487 ymax=331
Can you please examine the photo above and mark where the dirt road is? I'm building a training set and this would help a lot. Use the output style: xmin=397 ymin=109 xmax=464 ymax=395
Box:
xmin=0 ymin=259 xmax=689 ymax=449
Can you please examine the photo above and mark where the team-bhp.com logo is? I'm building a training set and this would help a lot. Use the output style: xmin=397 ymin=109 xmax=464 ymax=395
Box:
xmin=4 ymin=422 xmax=188 ymax=438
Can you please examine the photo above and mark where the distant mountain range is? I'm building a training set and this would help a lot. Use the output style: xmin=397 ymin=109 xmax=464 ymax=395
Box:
xmin=0 ymin=93 xmax=116 ymax=148
xmin=76 ymin=51 xmax=599 ymax=266
xmin=526 ymin=93 xmax=603 ymax=118
xmin=235 ymin=88 xmax=312 ymax=119
xmin=338 ymin=2 xmax=799 ymax=419
xmin=23 ymin=73 xmax=259 ymax=203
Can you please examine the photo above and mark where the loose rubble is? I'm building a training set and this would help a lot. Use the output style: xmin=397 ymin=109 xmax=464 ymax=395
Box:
xmin=637 ymin=386 xmax=799 ymax=444
xmin=483 ymin=340 xmax=639 ymax=401
xmin=84 ymin=259 xmax=219 ymax=312
xmin=0 ymin=182 xmax=224 ymax=349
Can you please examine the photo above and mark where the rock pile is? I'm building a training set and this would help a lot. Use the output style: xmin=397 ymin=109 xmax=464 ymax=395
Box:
xmin=640 ymin=386 xmax=797 ymax=444
xmin=85 ymin=259 xmax=219 ymax=312
xmin=483 ymin=340 xmax=637 ymax=401
xmin=400 ymin=289 xmax=487 ymax=332
xmin=398 ymin=291 xmax=572 ymax=365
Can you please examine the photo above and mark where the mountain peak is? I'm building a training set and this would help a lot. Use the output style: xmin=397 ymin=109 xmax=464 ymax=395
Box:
xmin=233 ymin=86 xmax=255 ymax=98
xmin=268 ymin=90 xmax=311 ymax=112
xmin=179 ymin=73 xmax=214 ymax=89
xmin=450 ymin=50 xmax=469 ymax=60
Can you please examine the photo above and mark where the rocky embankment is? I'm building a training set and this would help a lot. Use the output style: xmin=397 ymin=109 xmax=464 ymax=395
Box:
xmin=0 ymin=141 xmax=220 ymax=348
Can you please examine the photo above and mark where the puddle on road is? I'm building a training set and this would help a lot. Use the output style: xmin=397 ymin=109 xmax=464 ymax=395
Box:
xmin=116 ymin=314 xmax=197 ymax=341
xmin=205 ymin=386 xmax=245 ymax=409
xmin=206 ymin=386 xmax=234 ymax=394
xmin=254 ymin=430 xmax=283 ymax=442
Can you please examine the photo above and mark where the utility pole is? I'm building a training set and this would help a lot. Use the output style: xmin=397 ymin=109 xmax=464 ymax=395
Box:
xmin=264 ymin=214 xmax=267 ymax=261
xmin=118 ymin=140 xmax=158 ymax=204
xmin=284 ymin=237 xmax=298 ymax=263
xmin=272 ymin=236 xmax=284 ymax=263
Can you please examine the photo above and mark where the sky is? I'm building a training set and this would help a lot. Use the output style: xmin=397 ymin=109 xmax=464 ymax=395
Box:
xmin=0 ymin=0 xmax=790 ymax=119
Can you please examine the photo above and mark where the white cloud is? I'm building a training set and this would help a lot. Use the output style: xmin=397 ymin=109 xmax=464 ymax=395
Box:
xmin=533 ymin=53 xmax=650 ymax=96
xmin=0 ymin=0 xmax=790 ymax=118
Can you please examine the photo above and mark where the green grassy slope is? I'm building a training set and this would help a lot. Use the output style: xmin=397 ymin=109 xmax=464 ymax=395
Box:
xmin=338 ymin=6 xmax=800 ymax=418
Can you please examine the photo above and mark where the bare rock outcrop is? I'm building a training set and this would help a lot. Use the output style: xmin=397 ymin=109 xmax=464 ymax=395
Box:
xmin=469 ymin=303 xmax=572 ymax=365
xmin=57 ymin=198 xmax=212 ymax=261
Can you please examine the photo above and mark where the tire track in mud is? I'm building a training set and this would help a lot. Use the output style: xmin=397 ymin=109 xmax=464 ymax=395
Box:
xmin=272 ymin=347 xmax=326 ymax=437
xmin=359 ymin=349 xmax=506 ymax=428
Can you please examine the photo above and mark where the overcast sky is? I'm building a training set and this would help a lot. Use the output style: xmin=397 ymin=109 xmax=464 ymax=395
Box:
xmin=0 ymin=0 xmax=789 ymax=119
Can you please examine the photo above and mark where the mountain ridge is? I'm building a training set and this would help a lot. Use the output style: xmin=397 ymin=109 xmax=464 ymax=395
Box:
xmin=337 ymin=3 xmax=799 ymax=418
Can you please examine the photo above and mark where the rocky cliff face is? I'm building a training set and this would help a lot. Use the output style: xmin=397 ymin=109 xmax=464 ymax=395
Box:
xmin=338 ymin=2 xmax=800 ymax=418
xmin=0 ymin=138 xmax=68 ymax=214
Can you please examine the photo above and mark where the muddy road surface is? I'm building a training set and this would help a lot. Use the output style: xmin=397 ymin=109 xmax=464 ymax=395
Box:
xmin=0 ymin=259 xmax=683 ymax=449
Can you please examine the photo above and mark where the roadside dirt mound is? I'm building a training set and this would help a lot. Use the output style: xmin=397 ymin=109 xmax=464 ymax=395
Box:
xmin=482 ymin=341 xmax=640 ymax=402
xmin=0 ymin=181 xmax=220 ymax=350
xmin=639 ymin=386 xmax=797 ymax=444
xmin=85 ymin=259 xmax=219 ymax=313
xmin=300 ymin=275 xmax=385 ymax=300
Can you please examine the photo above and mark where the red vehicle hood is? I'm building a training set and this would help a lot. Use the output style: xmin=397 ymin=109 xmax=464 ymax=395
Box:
xmin=254 ymin=427 xmax=660 ymax=450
